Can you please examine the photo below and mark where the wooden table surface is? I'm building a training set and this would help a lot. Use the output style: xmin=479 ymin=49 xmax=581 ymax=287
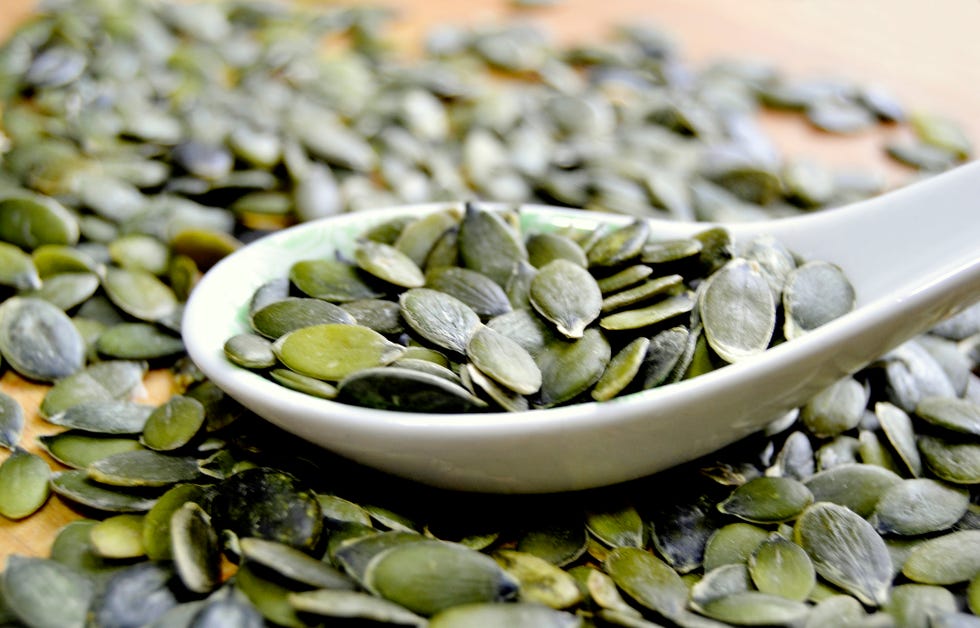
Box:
xmin=1 ymin=0 xmax=978 ymax=565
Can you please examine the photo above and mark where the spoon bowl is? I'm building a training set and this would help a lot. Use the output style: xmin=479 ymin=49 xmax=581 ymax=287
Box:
xmin=183 ymin=162 xmax=980 ymax=493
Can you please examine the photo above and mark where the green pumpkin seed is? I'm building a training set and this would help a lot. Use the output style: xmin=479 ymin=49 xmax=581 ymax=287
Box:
xmin=527 ymin=232 xmax=589 ymax=269
xmin=50 ymin=469 xmax=159 ymax=512
xmin=49 ymin=519 xmax=124 ymax=578
xmin=902 ymin=530 xmax=980 ymax=585
xmin=181 ymin=595 xmax=262 ymax=628
xmin=21 ymin=271 xmax=100 ymax=311
xmin=251 ymin=297 xmax=356 ymax=340
xmin=426 ymin=266 xmax=512 ymax=318
xmin=107 ymin=233 xmax=171 ymax=276
xmin=142 ymin=483 xmax=208 ymax=561
xmin=0 ymin=296 xmax=84 ymax=382
xmin=88 ymin=450 xmax=201 ymax=487
xmin=800 ymin=376 xmax=868 ymax=437
xmin=1 ymin=556 xmax=94 ymax=628
xmin=235 ymin=561 xmax=304 ymax=628
xmin=339 ymin=366 xmax=487 ymax=412
xmin=587 ymin=219 xmax=650 ymax=268
xmin=918 ymin=435 xmax=980 ymax=484
xmin=0 ymin=448 xmax=51 ymax=519
xmin=355 ymin=239 xmax=426 ymax=288
xmin=171 ymin=502 xmax=221 ymax=593
xmin=748 ymin=536 xmax=815 ymax=602
xmin=649 ymin=493 xmax=717 ymax=574
xmin=804 ymin=463 xmax=903 ymax=517
xmin=915 ymin=396 xmax=980 ymax=436
xmin=274 ymin=323 xmax=405 ymax=381
xmin=783 ymin=261 xmax=855 ymax=339
xmin=0 ymin=241 xmax=41 ymax=290
xmin=871 ymin=479 xmax=969 ymax=536
xmin=600 ymin=275 xmax=684 ymax=313
xmin=465 ymin=363 xmax=530 ymax=412
xmin=592 ymin=337 xmax=649 ymax=401
xmin=690 ymin=564 xmax=751 ymax=607
xmin=536 ymin=328 xmax=611 ymax=405
xmin=517 ymin=521 xmax=588 ymax=568
xmin=430 ymin=602 xmax=582 ymax=627
xmin=875 ymin=402 xmax=923 ymax=477
xmin=703 ymin=523 xmax=770 ymax=572
xmin=39 ymin=430 xmax=143 ymax=468
xmin=210 ymin=467 xmax=322 ymax=551
xmin=334 ymin=531 xmax=427 ymax=583
xmin=910 ymin=112 xmax=972 ymax=159
xmin=600 ymin=292 xmax=695 ymax=331
xmin=269 ymin=368 xmax=340 ymax=400
xmin=604 ymin=546 xmax=687 ymax=621
xmin=458 ymin=204 xmax=526 ymax=287
xmin=695 ymin=591 xmax=810 ymax=626
xmin=486 ymin=308 xmax=552 ymax=355
xmin=794 ymin=502 xmax=892 ymax=606
xmin=699 ymin=259 xmax=775 ymax=363
xmin=103 ymin=266 xmax=178 ymax=322
xmin=400 ymin=288 xmax=482 ymax=354
xmin=0 ymin=391 xmax=24 ymax=450
xmin=46 ymin=400 xmax=154 ymax=434
xmin=467 ymin=325 xmax=541 ymax=395
xmin=90 ymin=513 xmax=145 ymax=559
xmin=96 ymin=322 xmax=184 ymax=360
xmin=224 ymin=333 xmax=276 ymax=370
xmin=717 ymin=476 xmax=813 ymax=523
xmin=494 ymin=549 xmax=583 ymax=608
xmin=288 ymin=589 xmax=426 ymax=626
xmin=805 ymin=595 xmax=867 ymax=628
xmin=529 ymin=259 xmax=602 ymax=339
xmin=883 ymin=583 xmax=957 ymax=628
xmin=364 ymin=540 xmax=519 ymax=616
xmin=393 ymin=208 xmax=461 ymax=267
xmin=31 ymin=244 xmax=101 ymax=278
xmin=141 ymin=395 xmax=207 ymax=451
xmin=91 ymin=562 xmax=178 ymax=628
xmin=596 ymin=265 xmax=654 ymax=294
xmin=289 ymin=259 xmax=384 ymax=302
xmin=240 ymin=536 xmax=356 ymax=590
xmin=0 ymin=194 xmax=79 ymax=250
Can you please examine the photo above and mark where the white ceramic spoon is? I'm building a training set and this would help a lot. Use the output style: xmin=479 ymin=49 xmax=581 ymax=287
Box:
xmin=182 ymin=161 xmax=980 ymax=493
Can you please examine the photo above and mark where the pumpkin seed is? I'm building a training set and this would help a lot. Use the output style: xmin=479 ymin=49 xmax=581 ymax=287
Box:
xmin=699 ymin=259 xmax=775 ymax=363
xmin=88 ymin=450 xmax=202 ymax=487
xmin=355 ymin=239 xmax=426 ymax=288
xmin=458 ymin=203 xmax=527 ymax=287
xmin=748 ymin=535 xmax=815 ymax=602
xmin=695 ymin=591 xmax=810 ymax=626
xmin=883 ymin=583 xmax=957 ymax=628
xmin=690 ymin=563 xmax=751 ymax=607
xmin=103 ymin=266 xmax=178 ymax=322
xmin=493 ymin=549 xmax=583 ymax=608
xmin=39 ymin=430 xmax=144 ymax=468
xmin=717 ymin=476 xmax=814 ymax=523
xmin=234 ymin=560 xmax=304 ymax=628
xmin=783 ymin=261 xmax=855 ymax=339
xmin=915 ymin=396 xmax=980 ymax=436
xmin=429 ymin=601 xmax=582 ymax=627
xmin=46 ymin=400 xmax=155 ymax=434
xmin=289 ymin=259 xmax=384 ymax=303
xmin=364 ymin=540 xmax=519 ymax=616
xmin=0 ymin=391 xmax=24 ymax=450
xmin=527 ymin=232 xmax=589 ymax=269
xmin=400 ymin=288 xmax=482 ymax=354
xmin=171 ymin=502 xmax=221 ymax=594
xmin=0 ymin=241 xmax=41 ymax=290
xmin=703 ymin=523 xmax=771 ymax=572
xmin=600 ymin=291 xmax=696 ymax=331
xmin=91 ymin=562 xmax=179 ymax=628
xmin=467 ymin=325 xmax=541 ymax=395
xmin=794 ymin=502 xmax=892 ymax=606
xmin=804 ymin=463 xmax=903 ymax=517
xmin=875 ymin=402 xmax=923 ymax=477
xmin=0 ymin=296 xmax=84 ymax=381
xmin=50 ymin=469 xmax=159 ymax=512
xmin=901 ymin=530 xmax=980 ymax=585
xmin=604 ymin=546 xmax=687 ymax=621
xmin=251 ymin=298 xmax=356 ymax=340
xmin=918 ymin=435 xmax=980 ymax=484
xmin=40 ymin=360 xmax=147 ymax=418
xmin=288 ymin=589 xmax=426 ymax=626
xmin=339 ymin=366 xmax=487 ymax=412
xmin=142 ymin=483 xmax=208 ymax=561
xmin=530 ymin=259 xmax=602 ymax=339
xmin=96 ymin=322 xmax=184 ymax=360
xmin=90 ymin=513 xmax=145 ymax=559
xmin=536 ymin=328 xmax=611 ymax=405
xmin=871 ymin=479 xmax=969 ymax=536
xmin=1 ymin=556 xmax=94 ymax=628
xmin=269 ymin=368 xmax=340 ymax=400
xmin=274 ymin=323 xmax=404 ymax=381
xmin=21 ymin=271 xmax=100 ymax=311
xmin=425 ymin=266 xmax=512 ymax=319
xmin=0 ymin=448 xmax=50 ymax=519
xmin=141 ymin=395 xmax=207 ymax=451
xmin=596 ymin=265 xmax=655 ymax=294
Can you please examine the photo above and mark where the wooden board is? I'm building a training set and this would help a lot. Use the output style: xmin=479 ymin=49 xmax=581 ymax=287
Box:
xmin=1 ymin=0 xmax=978 ymax=564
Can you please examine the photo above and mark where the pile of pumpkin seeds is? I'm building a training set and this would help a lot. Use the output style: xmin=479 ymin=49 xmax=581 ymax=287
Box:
xmin=0 ymin=0 xmax=977 ymax=625
xmin=228 ymin=202 xmax=856 ymax=411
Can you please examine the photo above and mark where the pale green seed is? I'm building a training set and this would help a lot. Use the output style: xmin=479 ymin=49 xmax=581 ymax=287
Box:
xmin=171 ymin=502 xmax=220 ymax=594
xmin=0 ymin=556 xmax=94 ymax=628
xmin=400 ymin=288 xmax=482 ymax=354
xmin=103 ymin=266 xmax=178 ymax=322
xmin=696 ymin=591 xmax=810 ymax=626
xmin=717 ymin=476 xmax=813 ymax=523
xmin=429 ymin=602 xmax=582 ymax=628
xmin=0 ymin=448 xmax=51 ymax=519
xmin=39 ymin=430 xmax=144 ymax=468
xmin=0 ymin=241 xmax=41 ymax=290
xmin=596 ymin=265 xmax=654 ymax=294
xmin=0 ymin=296 xmax=85 ymax=382
xmin=592 ymin=337 xmax=650 ymax=401
xmin=355 ymin=239 xmax=426 ymax=288
xmin=88 ymin=450 xmax=201 ymax=487
xmin=269 ymin=368 xmax=339 ymax=400
xmin=804 ymin=463 xmax=903 ymax=517
xmin=21 ymin=272 xmax=100 ymax=311
xmin=251 ymin=297 xmax=356 ymax=340
xmin=96 ymin=322 xmax=184 ymax=360
xmin=526 ymin=232 xmax=588 ymax=269
xmin=223 ymin=333 xmax=276 ymax=369
xmin=587 ymin=219 xmax=650 ymax=267
xmin=604 ymin=547 xmax=687 ymax=621
xmin=599 ymin=292 xmax=695 ymax=331
xmin=240 ymin=537 xmax=356 ymax=590
xmin=783 ymin=261 xmax=855 ymax=339
xmin=794 ymin=502 xmax=892 ymax=606
xmin=530 ymin=259 xmax=602 ymax=339
xmin=90 ymin=514 xmax=145 ymax=559
xmin=703 ymin=523 xmax=770 ymax=572
xmin=700 ymin=259 xmax=775 ymax=363
xmin=0 ymin=194 xmax=79 ymax=250
xmin=883 ymin=583 xmax=957 ymax=628
xmin=871 ymin=479 xmax=969 ymax=536
xmin=915 ymin=396 xmax=980 ymax=436
xmin=536 ymin=328 xmax=611 ymax=405
xmin=289 ymin=258 xmax=383 ymax=302
xmin=493 ymin=549 xmax=583 ymax=609
xmin=140 ymin=395 xmax=206 ymax=451
xmin=467 ymin=325 xmax=541 ymax=395
xmin=748 ymin=536 xmax=815 ymax=602
xmin=288 ymin=590 xmax=426 ymax=626
xmin=0 ymin=392 xmax=24 ymax=450
xmin=274 ymin=323 xmax=404 ymax=381
xmin=46 ymin=400 xmax=154 ymax=434
xmin=50 ymin=469 xmax=158 ymax=513
xmin=142 ymin=483 xmax=207 ymax=561
xmin=875 ymin=401 xmax=923 ymax=477
xmin=800 ymin=376 xmax=868 ymax=437
xmin=918 ymin=435 xmax=980 ymax=484
xmin=902 ymin=530 xmax=980 ymax=584
xmin=458 ymin=204 xmax=527 ymax=287
xmin=425 ymin=266 xmax=512 ymax=318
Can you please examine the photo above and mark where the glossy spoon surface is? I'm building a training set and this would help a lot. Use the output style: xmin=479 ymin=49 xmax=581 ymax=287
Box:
xmin=183 ymin=161 xmax=980 ymax=493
